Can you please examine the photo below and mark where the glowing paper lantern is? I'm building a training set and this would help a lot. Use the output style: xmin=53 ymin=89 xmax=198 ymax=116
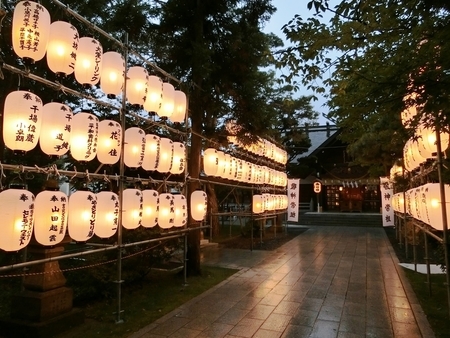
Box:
xmin=3 ymin=90 xmax=42 ymax=152
xmin=170 ymin=142 xmax=186 ymax=175
xmin=124 ymin=127 xmax=146 ymax=169
xmin=70 ymin=112 xmax=99 ymax=162
xmin=142 ymin=190 xmax=159 ymax=228
xmin=173 ymin=194 xmax=187 ymax=227
xmin=46 ymin=21 xmax=79 ymax=76
xmin=142 ymin=134 xmax=160 ymax=171
xmin=34 ymin=190 xmax=68 ymax=246
xmin=122 ymin=189 xmax=142 ymax=230
xmin=203 ymin=148 xmax=219 ymax=176
xmin=144 ymin=75 xmax=163 ymax=113
xmin=97 ymin=119 xmax=122 ymax=165
xmin=156 ymin=138 xmax=173 ymax=173
xmin=0 ymin=189 xmax=35 ymax=252
xmin=159 ymin=82 xmax=175 ymax=118
xmin=417 ymin=125 xmax=450 ymax=159
xmin=171 ymin=90 xmax=187 ymax=123
xmin=403 ymin=138 xmax=427 ymax=172
xmin=40 ymin=102 xmax=72 ymax=156
xmin=126 ymin=66 xmax=148 ymax=106
xmin=100 ymin=51 xmax=125 ymax=97
xmin=190 ymin=190 xmax=207 ymax=221
xmin=158 ymin=193 xmax=175 ymax=229
xmin=95 ymin=191 xmax=119 ymax=238
xmin=12 ymin=1 xmax=50 ymax=63
xmin=74 ymin=37 xmax=103 ymax=86
xmin=216 ymin=151 xmax=226 ymax=178
xmin=235 ymin=159 xmax=244 ymax=181
xmin=68 ymin=190 xmax=97 ymax=242
xmin=252 ymin=195 xmax=264 ymax=214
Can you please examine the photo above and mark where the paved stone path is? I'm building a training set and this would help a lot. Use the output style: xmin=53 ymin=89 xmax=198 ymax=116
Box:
xmin=129 ymin=226 xmax=435 ymax=338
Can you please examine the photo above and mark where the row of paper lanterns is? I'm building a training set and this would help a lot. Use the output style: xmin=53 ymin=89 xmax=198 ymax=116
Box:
xmin=0 ymin=188 xmax=208 ymax=252
xmin=227 ymin=136 xmax=288 ymax=165
xmin=11 ymin=1 xmax=186 ymax=122
xmin=225 ymin=121 xmax=287 ymax=165
xmin=203 ymin=148 xmax=287 ymax=187
xmin=3 ymin=91 xmax=185 ymax=173
xmin=252 ymin=194 xmax=288 ymax=214
xmin=399 ymin=92 xmax=449 ymax=172
xmin=392 ymin=183 xmax=448 ymax=231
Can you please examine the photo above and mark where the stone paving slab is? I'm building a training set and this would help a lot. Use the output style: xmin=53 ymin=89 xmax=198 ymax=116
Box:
xmin=128 ymin=226 xmax=435 ymax=338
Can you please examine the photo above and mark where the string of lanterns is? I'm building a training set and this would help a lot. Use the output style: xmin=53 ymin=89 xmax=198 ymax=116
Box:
xmin=11 ymin=1 xmax=187 ymax=122
xmin=202 ymin=148 xmax=287 ymax=187
xmin=389 ymin=91 xmax=450 ymax=232
xmin=3 ymin=90 xmax=186 ymax=173
xmin=392 ymin=183 xmax=448 ymax=231
xmin=0 ymin=187 xmax=208 ymax=252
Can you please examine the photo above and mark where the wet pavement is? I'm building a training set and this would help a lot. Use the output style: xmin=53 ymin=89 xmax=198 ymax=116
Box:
xmin=128 ymin=226 xmax=435 ymax=338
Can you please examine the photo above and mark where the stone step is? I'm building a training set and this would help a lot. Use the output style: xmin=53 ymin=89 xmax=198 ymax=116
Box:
xmin=293 ymin=212 xmax=383 ymax=227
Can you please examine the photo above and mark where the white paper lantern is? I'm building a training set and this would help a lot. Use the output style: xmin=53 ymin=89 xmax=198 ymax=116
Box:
xmin=74 ymin=37 xmax=103 ymax=86
xmin=423 ymin=183 xmax=450 ymax=231
xmin=142 ymin=134 xmax=160 ymax=171
xmin=419 ymin=184 xmax=431 ymax=224
xmin=126 ymin=66 xmax=148 ymax=106
xmin=124 ymin=127 xmax=146 ymax=169
xmin=40 ymin=102 xmax=72 ymax=156
xmin=70 ymin=112 xmax=99 ymax=162
xmin=95 ymin=191 xmax=119 ymax=238
xmin=156 ymin=138 xmax=173 ymax=173
xmin=100 ymin=51 xmax=125 ymax=97
xmin=97 ymin=120 xmax=122 ymax=165
xmin=34 ymin=190 xmax=68 ymax=246
xmin=0 ymin=189 xmax=35 ymax=252
xmin=122 ymin=189 xmax=142 ymax=230
xmin=142 ymin=189 xmax=159 ymax=228
xmin=159 ymin=82 xmax=175 ymax=118
xmin=203 ymin=148 xmax=219 ymax=176
xmin=221 ymin=154 xmax=232 ymax=179
xmin=173 ymin=194 xmax=187 ymax=227
xmin=235 ymin=159 xmax=244 ymax=181
xmin=158 ymin=193 xmax=175 ymax=229
xmin=216 ymin=151 xmax=226 ymax=178
xmin=405 ymin=189 xmax=413 ymax=215
xmin=68 ymin=190 xmax=97 ymax=242
xmin=252 ymin=195 xmax=264 ymax=214
xmin=12 ymin=1 xmax=50 ymax=63
xmin=170 ymin=142 xmax=186 ymax=175
xmin=46 ymin=21 xmax=79 ymax=76
xmin=171 ymin=90 xmax=187 ymax=123
xmin=144 ymin=75 xmax=163 ymax=113
xmin=3 ymin=90 xmax=42 ymax=152
xmin=417 ymin=125 xmax=450 ymax=159
xmin=190 ymin=190 xmax=207 ymax=221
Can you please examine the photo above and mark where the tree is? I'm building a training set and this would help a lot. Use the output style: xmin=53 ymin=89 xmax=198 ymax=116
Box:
xmin=277 ymin=0 xmax=450 ymax=174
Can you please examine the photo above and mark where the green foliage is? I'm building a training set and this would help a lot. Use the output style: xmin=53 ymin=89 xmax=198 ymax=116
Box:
xmin=278 ymin=0 xmax=450 ymax=173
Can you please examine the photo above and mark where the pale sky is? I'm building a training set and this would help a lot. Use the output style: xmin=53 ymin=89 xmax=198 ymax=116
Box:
xmin=264 ymin=0 xmax=335 ymax=125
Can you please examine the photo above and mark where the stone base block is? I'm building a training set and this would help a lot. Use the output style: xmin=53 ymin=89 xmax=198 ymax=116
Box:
xmin=0 ymin=308 xmax=84 ymax=338
xmin=10 ymin=287 xmax=73 ymax=322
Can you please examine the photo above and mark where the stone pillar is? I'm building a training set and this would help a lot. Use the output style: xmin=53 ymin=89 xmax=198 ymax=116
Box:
xmin=1 ymin=239 xmax=84 ymax=337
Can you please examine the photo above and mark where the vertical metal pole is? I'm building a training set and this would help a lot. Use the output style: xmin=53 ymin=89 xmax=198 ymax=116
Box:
xmin=183 ymin=232 xmax=188 ymax=286
xmin=405 ymin=218 xmax=409 ymax=259
xmin=424 ymin=230 xmax=432 ymax=296
xmin=115 ymin=33 xmax=128 ymax=325
xmin=434 ymin=124 xmax=450 ymax=318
